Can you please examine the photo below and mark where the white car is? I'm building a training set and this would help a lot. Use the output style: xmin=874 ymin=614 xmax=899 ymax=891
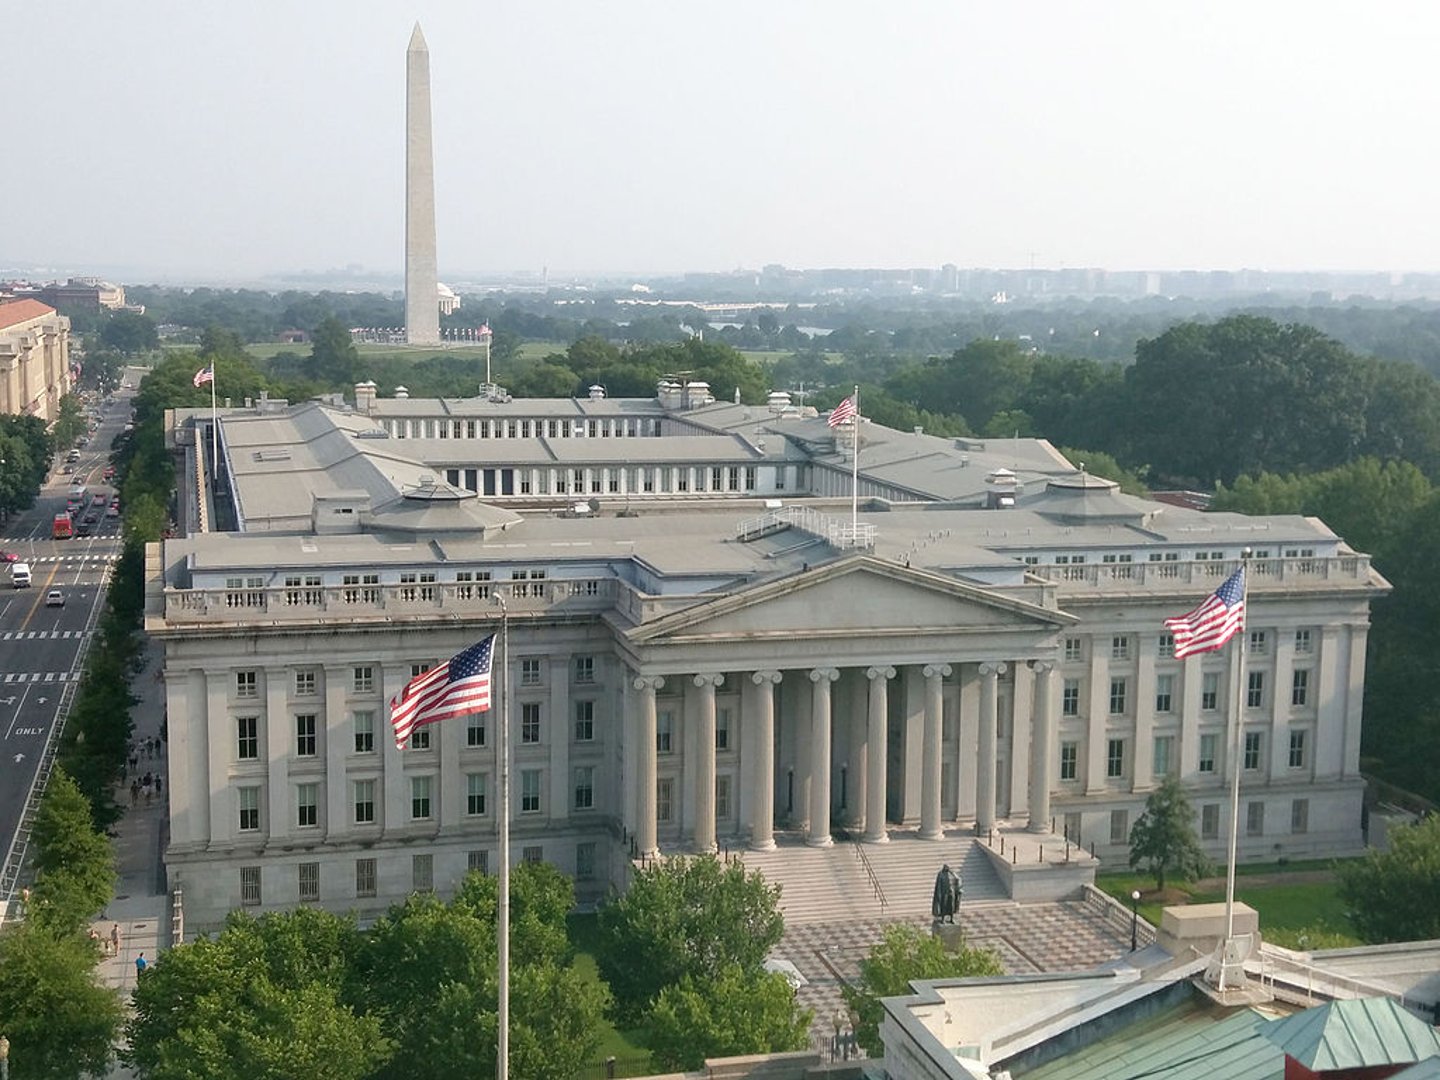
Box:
xmin=45 ymin=589 xmax=65 ymax=607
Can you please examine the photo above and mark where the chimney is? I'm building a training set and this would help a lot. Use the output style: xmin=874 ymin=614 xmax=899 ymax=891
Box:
xmin=354 ymin=380 xmax=378 ymax=413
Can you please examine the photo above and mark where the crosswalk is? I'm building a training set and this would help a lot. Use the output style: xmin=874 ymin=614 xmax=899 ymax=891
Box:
xmin=2 ymin=672 xmax=76 ymax=683
xmin=4 ymin=554 xmax=118 ymax=564
xmin=1 ymin=630 xmax=92 ymax=641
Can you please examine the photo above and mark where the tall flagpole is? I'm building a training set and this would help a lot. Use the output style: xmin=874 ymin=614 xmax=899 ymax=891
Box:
xmin=1221 ymin=548 xmax=1252 ymax=984
xmin=850 ymin=385 xmax=859 ymax=538
xmin=496 ymin=599 xmax=510 ymax=1079
xmin=209 ymin=367 xmax=218 ymax=490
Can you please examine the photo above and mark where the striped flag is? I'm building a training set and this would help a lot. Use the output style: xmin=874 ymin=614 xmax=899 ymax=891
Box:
xmin=391 ymin=635 xmax=495 ymax=749
xmin=193 ymin=364 xmax=214 ymax=388
xmin=1164 ymin=567 xmax=1246 ymax=659
xmin=827 ymin=394 xmax=858 ymax=428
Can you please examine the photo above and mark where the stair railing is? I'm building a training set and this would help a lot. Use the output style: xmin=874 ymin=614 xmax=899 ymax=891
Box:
xmin=852 ymin=838 xmax=888 ymax=914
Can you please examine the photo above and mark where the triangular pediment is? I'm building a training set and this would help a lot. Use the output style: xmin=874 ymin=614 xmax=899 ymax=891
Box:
xmin=628 ymin=556 xmax=1072 ymax=644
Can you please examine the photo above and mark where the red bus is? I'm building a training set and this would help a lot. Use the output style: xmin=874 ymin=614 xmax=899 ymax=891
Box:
xmin=52 ymin=513 xmax=73 ymax=540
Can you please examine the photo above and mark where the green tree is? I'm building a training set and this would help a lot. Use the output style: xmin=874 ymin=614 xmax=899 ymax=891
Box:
xmin=307 ymin=316 xmax=361 ymax=386
xmin=1338 ymin=814 xmax=1440 ymax=943
xmin=1127 ymin=776 xmax=1211 ymax=891
xmin=0 ymin=429 xmax=38 ymax=516
xmin=594 ymin=855 xmax=785 ymax=1026
xmin=1057 ymin=447 xmax=1149 ymax=495
xmin=51 ymin=393 xmax=88 ymax=449
xmin=99 ymin=309 xmax=159 ymax=354
xmin=647 ymin=963 xmax=812 ymax=1071
xmin=27 ymin=768 xmax=115 ymax=933
xmin=841 ymin=923 xmax=1002 ymax=1056
xmin=0 ymin=921 xmax=124 ymax=1078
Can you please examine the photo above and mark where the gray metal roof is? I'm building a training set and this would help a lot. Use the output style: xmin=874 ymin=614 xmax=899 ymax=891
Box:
xmin=1261 ymin=997 xmax=1440 ymax=1071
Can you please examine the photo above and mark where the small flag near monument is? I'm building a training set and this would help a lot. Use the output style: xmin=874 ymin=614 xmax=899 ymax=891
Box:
xmin=390 ymin=635 xmax=495 ymax=748
xmin=1164 ymin=566 xmax=1246 ymax=658
xmin=827 ymin=394 xmax=858 ymax=428
xmin=193 ymin=364 xmax=214 ymax=388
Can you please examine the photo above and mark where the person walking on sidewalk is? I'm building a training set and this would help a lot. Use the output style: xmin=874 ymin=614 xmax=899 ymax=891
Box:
xmin=135 ymin=952 xmax=147 ymax=976
xmin=110 ymin=923 xmax=121 ymax=956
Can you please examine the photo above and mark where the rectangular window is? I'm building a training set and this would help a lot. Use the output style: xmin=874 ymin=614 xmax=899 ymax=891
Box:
xmin=657 ymin=710 xmax=674 ymax=754
xmin=1155 ymin=674 xmax=1174 ymax=713
xmin=1109 ymin=677 xmax=1127 ymax=715
xmin=1110 ymin=809 xmax=1128 ymax=845
xmin=1062 ymin=679 xmax=1080 ymax=717
xmin=466 ymin=714 xmax=486 ymax=748
xmin=1158 ymin=633 xmax=1175 ymax=659
xmin=466 ymin=773 xmax=487 ymax=816
xmin=238 ymin=786 xmax=260 ymax=832
xmin=521 ymin=769 xmax=541 ymax=813
xmin=716 ymin=774 xmax=732 ymax=820
xmin=716 ymin=706 xmax=731 ymax=751
xmin=236 ymin=670 xmax=257 ymax=699
xmin=1248 ymin=630 xmax=1268 ymax=655
xmin=1064 ymin=637 xmax=1083 ymax=662
xmin=523 ymin=846 xmax=544 ymax=865
xmin=1246 ymin=801 xmax=1265 ymax=837
xmin=1243 ymin=731 xmax=1263 ymax=771
xmin=1202 ymin=672 xmax=1219 ymax=711
xmin=240 ymin=866 xmax=261 ymax=907
xmin=1291 ymin=798 xmax=1309 ymax=834
xmin=1153 ymin=735 xmax=1175 ymax=778
xmin=574 ymin=766 xmax=594 ymax=810
xmin=1288 ymin=729 xmax=1307 ymax=769
xmin=294 ymin=669 xmax=316 ymax=696
xmin=1294 ymin=629 xmax=1313 ymax=654
xmin=1059 ymin=741 xmax=1078 ymax=782
xmin=521 ymin=658 xmax=542 ymax=686
xmin=411 ymin=776 xmax=432 ymax=820
xmin=574 ymin=700 xmax=594 ymax=742
xmin=1201 ymin=803 xmax=1220 ymax=840
xmin=576 ymin=841 xmax=596 ymax=880
xmin=1247 ymin=671 xmax=1265 ymax=709
xmin=353 ymin=711 xmax=375 ymax=753
xmin=521 ymin=702 xmax=542 ymax=744
xmin=296 ymin=782 xmax=318 ymax=828
xmin=298 ymin=862 xmax=319 ymax=903
xmin=409 ymin=726 xmax=431 ymax=751
xmin=353 ymin=665 xmax=374 ymax=693
xmin=657 ymin=777 xmax=674 ymax=822
xmin=354 ymin=779 xmax=375 ymax=824
xmin=296 ymin=714 xmax=317 ymax=757
xmin=574 ymin=656 xmax=595 ymax=684
xmin=468 ymin=850 xmax=489 ymax=875
xmin=1199 ymin=733 xmax=1218 ymax=774
xmin=1106 ymin=738 xmax=1126 ymax=779
xmin=237 ymin=716 xmax=258 ymax=760
xmin=1291 ymin=669 xmax=1309 ymax=707
xmin=413 ymin=853 xmax=433 ymax=892
xmin=1111 ymin=635 xmax=1131 ymax=661
xmin=356 ymin=858 xmax=376 ymax=898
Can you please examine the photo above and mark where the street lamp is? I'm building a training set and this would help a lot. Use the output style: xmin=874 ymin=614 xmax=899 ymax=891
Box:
xmin=1130 ymin=890 xmax=1141 ymax=952
xmin=1 ymin=1032 xmax=11 ymax=1080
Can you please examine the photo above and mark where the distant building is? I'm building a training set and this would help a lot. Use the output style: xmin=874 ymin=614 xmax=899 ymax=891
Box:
xmin=37 ymin=277 xmax=128 ymax=313
xmin=437 ymin=282 xmax=459 ymax=316
xmin=0 ymin=299 xmax=72 ymax=423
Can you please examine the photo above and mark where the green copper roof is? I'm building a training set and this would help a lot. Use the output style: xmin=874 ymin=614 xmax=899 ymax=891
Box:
xmin=1260 ymin=997 xmax=1440 ymax=1070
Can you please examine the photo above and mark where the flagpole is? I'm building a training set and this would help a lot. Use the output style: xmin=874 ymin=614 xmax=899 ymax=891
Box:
xmin=1221 ymin=548 xmax=1252 ymax=982
xmin=209 ymin=367 xmax=218 ymax=491
xmin=496 ymin=597 xmax=510 ymax=1079
xmin=850 ymin=385 xmax=859 ymax=539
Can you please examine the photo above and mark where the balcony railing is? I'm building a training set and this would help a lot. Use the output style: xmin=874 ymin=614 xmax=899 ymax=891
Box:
xmin=1026 ymin=555 xmax=1370 ymax=590
xmin=736 ymin=505 xmax=876 ymax=551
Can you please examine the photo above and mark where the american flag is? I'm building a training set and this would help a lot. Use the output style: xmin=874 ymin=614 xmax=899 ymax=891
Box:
xmin=193 ymin=364 xmax=214 ymax=388
xmin=1164 ymin=567 xmax=1246 ymax=659
xmin=827 ymin=394 xmax=858 ymax=428
xmin=391 ymin=635 xmax=495 ymax=749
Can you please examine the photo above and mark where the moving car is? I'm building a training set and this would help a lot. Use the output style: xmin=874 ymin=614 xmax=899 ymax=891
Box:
xmin=12 ymin=563 xmax=31 ymax=588
xmin=0 ymin=551 xmax=16 ymax=563
xmin=45 ymin=589 xmax=65 ymax=607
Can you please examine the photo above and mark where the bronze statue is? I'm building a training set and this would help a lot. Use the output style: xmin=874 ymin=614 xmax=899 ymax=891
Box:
xmin=932 ymin=863 xmax=962 ymax=924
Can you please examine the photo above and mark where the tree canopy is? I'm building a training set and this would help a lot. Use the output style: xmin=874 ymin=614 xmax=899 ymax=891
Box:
xmin=1127 ymin=776 xmax=1211 ymax=891
xmin=1338 ymin=814 xmax=1440 ymax=943
xmin=647 ymin=963 xmax=811 ymax=1072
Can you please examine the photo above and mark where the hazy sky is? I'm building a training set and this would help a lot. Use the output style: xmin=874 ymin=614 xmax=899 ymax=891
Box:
xmin=7 ymin=1 xmax=1440 ymax=281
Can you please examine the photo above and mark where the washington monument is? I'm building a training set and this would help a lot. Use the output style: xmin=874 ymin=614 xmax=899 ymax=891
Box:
xmin=405 ymin=23 xmax=440 ymax=345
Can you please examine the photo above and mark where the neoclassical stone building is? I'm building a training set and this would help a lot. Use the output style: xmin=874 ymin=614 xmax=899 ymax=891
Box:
xmin=149 ymin=385 xmax=1387 ymax=930
xmin=0 ymin=299 xmax=71 ymax=423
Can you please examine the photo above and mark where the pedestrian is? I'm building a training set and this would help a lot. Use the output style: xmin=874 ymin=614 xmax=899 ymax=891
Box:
xmin=155 ymin=775 xmax=163 ymax=795
xmin=135 ymin=952 xmax=147 ymax=975
xmin=142 ymin=772 xmax=152 ymax=789
xmin=88 ymin=927 xmax=101 ymax=949
xmin=130 ymin=780 xmax=139 ymax=805
xmin=128 ymin=753 xmax=138 ymax=773
xmin=111 ymin=923 xmax=121 ymax=955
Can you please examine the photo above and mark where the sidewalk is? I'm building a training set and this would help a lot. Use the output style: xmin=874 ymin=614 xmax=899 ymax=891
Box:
xmin=91 ymin=635 xmax=170 ymax=995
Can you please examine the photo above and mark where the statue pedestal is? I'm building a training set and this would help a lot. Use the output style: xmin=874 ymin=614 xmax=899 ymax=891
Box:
xmin=932 ymin=922 xmax=965 ymax=950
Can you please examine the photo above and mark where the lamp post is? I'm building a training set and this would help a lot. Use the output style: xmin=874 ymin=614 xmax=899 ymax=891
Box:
xmin=1 ymin=1032 xmax=11 ymax=1080
xmin=1130 ymin=890 xmax=1141 ymax=952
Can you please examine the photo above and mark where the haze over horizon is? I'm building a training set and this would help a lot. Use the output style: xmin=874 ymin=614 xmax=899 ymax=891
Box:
xmin=7 ymin=1 xmax=1440 ymax=282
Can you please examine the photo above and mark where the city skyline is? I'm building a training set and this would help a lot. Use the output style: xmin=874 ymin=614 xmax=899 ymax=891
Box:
xmin=7 ymin=2 xmax=1440 ymax=280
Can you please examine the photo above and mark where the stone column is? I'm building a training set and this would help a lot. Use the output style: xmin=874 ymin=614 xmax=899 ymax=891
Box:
xmin=633 ymin=676 xmax=664 ymax=858
xmin=693 ymin=674 xmax=723 ymax=853
xmin=865 ymin=666 xmax=895 ymax=843
xmin=1028 ymin=661 xmax=1056 ymax=833
xmin=749 ymin=670 xmax=781 ymax=851
xmin=976 ymin=661 xmax=1008 ymax=835
xmin=265 ymin=667 xmax=289 ymax=842
xmin=324 ymin=666 xmax=349 ymax=840
xmin=807 ymin=667 xmax=839 ymax=847
xmin=920 ymin=664 xmax=951 ymax=840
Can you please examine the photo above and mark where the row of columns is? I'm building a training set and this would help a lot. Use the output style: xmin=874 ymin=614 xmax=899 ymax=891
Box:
xmin=631 ymin=659 xmax=1056 ymax=859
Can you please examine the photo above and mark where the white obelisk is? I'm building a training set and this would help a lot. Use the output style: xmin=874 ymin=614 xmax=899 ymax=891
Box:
xmin=405 ymin=23 xmax=441 ymax=346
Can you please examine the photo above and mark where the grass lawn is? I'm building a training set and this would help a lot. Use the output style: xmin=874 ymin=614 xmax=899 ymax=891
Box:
xmin=568 ymin=914 xmax=652 ymax=1071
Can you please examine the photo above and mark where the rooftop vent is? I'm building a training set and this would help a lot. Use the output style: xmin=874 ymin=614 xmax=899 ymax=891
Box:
xmin=588 ymin=384 xmax=606 ymax=400
xmin=394 ymin=385 xmax=410 ymax=399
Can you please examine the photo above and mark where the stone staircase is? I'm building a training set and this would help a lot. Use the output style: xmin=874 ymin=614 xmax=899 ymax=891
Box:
xmin=737 ymin=830 xmax=1009 ymax=926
